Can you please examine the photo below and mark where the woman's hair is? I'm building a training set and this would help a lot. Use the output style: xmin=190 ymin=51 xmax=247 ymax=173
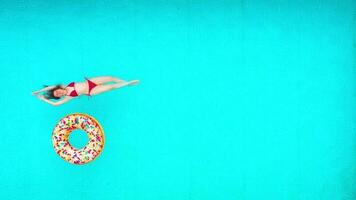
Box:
xmin=44 ymin=85 xmax=64 ymax=100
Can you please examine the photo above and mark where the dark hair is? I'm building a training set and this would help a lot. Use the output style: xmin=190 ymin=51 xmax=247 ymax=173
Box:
xmin=44 ymin=85 xmax=64 ymax=100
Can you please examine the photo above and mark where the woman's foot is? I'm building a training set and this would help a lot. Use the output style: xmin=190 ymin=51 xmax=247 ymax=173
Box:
xmin=128 ymin=80 xmax=140 ymax=86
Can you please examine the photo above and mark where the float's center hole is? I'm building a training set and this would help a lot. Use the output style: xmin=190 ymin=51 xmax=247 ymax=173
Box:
xmin=69 ymin=130 xmax=89 ymax=149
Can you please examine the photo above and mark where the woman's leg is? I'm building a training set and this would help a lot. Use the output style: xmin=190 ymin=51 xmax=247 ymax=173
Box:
xmin=88 ymin=76 xmax=126 ymax=85
xmin=89 ymin=82 xmax=130 ymax=96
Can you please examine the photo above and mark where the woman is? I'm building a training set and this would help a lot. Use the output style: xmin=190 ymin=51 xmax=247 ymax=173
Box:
xmin=32 ymin=76 xmax=139 ymax=106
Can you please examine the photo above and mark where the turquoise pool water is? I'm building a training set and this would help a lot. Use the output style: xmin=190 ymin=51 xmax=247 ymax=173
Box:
xmin=0 ymin=1 xmax=355 ymax=199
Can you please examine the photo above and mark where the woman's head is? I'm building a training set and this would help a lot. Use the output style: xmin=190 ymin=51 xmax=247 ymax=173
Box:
xmin=44 ymin=85 xmax=67 ymax=99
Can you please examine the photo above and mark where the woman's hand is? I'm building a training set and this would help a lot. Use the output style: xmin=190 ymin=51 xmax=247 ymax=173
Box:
xmin=35 ymin=94 xmax=72 ymax=106
xmin=37 ymin=95 xmax=47 ymax=100
xmin=32 ymin=85 xmax=56 ymax=96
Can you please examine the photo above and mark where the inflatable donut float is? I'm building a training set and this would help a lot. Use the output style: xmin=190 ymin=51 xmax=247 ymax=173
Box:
xmin=52 ymin=113 xmax=104 ymax=165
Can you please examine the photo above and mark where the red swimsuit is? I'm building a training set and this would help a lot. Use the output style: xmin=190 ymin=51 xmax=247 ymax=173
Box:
xmin=66 ymin=78 xmax=98 ymax=97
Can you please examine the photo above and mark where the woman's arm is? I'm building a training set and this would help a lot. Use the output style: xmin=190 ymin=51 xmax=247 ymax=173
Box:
xmin=32 ymin=86 xmax=56 ymax=95
xmin=36 ymin=95 xmax=72 ymax=106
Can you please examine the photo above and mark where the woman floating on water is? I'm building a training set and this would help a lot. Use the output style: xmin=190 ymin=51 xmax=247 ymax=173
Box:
xmin=32 ymin=76 xmax=139 ymax=106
